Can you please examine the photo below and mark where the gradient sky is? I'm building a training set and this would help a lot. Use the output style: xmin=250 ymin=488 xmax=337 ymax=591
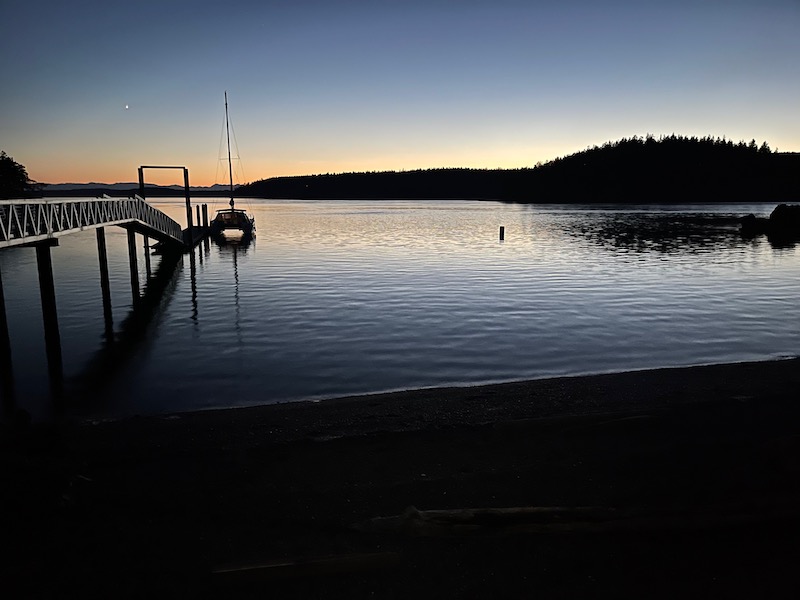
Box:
xmin=2 ymin=0 xmax=799 ymax=187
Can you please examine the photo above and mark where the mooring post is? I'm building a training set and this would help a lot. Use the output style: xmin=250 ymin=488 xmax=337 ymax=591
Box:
xmin=183 ymin=167 xmax=193 ymax=230
xmin=202 ymin=204 xmax=209 ymax=228
xmin=500 ymin=226 xmax=505 ymax=241
xmin=196 ymin=205 xmax=201 ymax=231
xmin=0 ymin=266 xmax=16 ymax=412
xmin=96 ymin=228 xmax=114 ymax=340
xmin=35 ymin=241 xmax=64 ymax=403
xmin=126 ymin=229 xmax=140 ymax=304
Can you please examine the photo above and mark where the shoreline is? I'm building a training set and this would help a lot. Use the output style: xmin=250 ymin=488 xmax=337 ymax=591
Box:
xmin=5 ymin=357 xmax=800 ymax=598
xmin=67 ymin=356 xmax=800 ymax=441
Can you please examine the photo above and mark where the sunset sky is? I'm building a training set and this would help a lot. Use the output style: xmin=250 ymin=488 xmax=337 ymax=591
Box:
xmin=2 ymin=0 xmax=799 ymax=187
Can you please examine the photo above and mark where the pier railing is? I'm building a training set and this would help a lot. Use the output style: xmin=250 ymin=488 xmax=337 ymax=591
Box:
xmin=0 ymin=196 xmax=184 ymax=249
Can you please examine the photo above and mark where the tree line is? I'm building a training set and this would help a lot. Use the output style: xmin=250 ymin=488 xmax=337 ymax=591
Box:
xmin=238 ymin=134 xmax=799 ymax=203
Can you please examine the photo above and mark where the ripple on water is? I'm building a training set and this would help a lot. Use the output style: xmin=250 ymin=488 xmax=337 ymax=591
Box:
xmin=1 ymin=200 xmax=798 ymax=419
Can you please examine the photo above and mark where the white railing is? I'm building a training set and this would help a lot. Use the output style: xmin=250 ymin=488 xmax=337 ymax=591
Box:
xmin=0 ymin=196 xmax=184 ymax=249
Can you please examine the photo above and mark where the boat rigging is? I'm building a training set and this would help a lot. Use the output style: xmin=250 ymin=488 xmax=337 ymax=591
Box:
xmin=210 ymin=92 xmax=255 ymax=236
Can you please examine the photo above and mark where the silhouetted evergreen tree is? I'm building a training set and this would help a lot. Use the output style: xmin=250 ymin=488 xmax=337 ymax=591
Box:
xmin=0 ymin=151 xmax=41 ymax=199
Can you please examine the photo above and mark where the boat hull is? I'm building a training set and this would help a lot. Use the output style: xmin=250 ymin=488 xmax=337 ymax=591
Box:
xmin=210 ymin=209 xmax=255 ymax=234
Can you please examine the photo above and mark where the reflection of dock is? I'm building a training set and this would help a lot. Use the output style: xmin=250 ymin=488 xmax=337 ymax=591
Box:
xmin=71 ymin=249 xmax=184 ymax=407
xmin=0 ymin=268 xmax=14 ymax=415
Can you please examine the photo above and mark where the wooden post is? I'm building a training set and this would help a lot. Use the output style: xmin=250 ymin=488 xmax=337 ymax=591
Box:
xmin=196 ymin=205 xmax=201 ymax=231
xmin=183 ymin=167 xmax=193 ymax=230
xmin=127 ymin=229 xmax=140 ymax=304
xmin=96 ymin=228 xmax=114 ymax=340
xmin=138 ymin=167 xmax=145 ymax=199
xmin=202 ymin=204 xmax=209 ymax=227
xmin=35 ymin=241 xmax=64 ymax=403
xmin=499 ymin=226 xmax=505 ymax=241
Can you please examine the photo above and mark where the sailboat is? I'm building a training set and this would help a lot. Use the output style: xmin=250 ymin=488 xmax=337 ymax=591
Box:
xmin=210 ymin=92 xmax=255 ymax=236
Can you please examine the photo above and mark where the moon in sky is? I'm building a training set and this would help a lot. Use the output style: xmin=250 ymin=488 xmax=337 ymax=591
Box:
xmin=124 ymin=104 xmax=129 ymax=110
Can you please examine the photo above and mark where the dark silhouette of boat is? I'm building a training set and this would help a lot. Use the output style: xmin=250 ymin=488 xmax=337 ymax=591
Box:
xmin=210 ymin=199 xmax=255 ymax=235
xmin=210 ymin=92 xmax=255 ymax=236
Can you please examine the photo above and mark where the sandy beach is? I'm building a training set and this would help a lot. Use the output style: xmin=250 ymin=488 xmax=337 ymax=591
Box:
xmin=3 ymin=358 xmax=800 ymax=598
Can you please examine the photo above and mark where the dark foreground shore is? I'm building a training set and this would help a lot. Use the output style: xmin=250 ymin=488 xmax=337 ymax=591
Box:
xmin=4 ymin=359 xmax=800 ymax=598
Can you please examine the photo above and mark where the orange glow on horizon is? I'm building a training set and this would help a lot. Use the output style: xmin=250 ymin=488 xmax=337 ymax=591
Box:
xmin=31 ymin=157 xmax=549 ymax=188
xmin=25 ymin=135 xmax=800 ymax=189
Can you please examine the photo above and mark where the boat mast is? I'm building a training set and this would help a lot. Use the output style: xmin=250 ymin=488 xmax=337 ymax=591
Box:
xmin=225 ymin=91 xmax=235 ymax=209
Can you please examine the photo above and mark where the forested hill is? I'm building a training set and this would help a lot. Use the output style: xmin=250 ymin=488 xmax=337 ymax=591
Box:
xmin=237 ymin=135 xmax=800 ymax=203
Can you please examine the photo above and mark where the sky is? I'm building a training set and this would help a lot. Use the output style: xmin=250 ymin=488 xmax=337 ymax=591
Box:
xmin=1 ymin=0 xmax=799 ymax=187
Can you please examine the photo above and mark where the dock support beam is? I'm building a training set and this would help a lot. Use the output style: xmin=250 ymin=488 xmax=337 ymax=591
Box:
xmin=127 ymin=229 xmax=140 ymax=305
xmin=96 ymin=228 xmax=114 ymax=340
xmin=202 ymin=204 xmax=209 ymax=228
xmin=35 ymin=241 xmax=64 ymax=403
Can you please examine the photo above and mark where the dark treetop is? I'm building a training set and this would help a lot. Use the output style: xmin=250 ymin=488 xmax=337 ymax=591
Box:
xmin=0 ymin=151 xmax=41 ymax=199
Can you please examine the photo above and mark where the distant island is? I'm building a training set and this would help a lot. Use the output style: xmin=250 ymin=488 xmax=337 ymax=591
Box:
xmin=41 ymin=182 xmax=234 ymax=198
xmin=238 ymin=135 xmax=800 ymax=203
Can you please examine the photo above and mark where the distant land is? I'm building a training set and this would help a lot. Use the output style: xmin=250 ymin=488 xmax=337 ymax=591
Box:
xmin=40 ymin=135 xmax=800 ymax=203
xmin=238 ymin=135 xmax=800 ymax=203
xmin=41 ymin=182 xmax=235 ymax=198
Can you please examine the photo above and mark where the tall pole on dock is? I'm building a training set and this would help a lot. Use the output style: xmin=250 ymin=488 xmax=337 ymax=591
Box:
xmin=183 ymin=167 xmax=193 ymax=231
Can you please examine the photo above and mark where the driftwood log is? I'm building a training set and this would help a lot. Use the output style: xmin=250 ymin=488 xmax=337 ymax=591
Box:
xmin=354 ymin=502 xmax=800 ymax=536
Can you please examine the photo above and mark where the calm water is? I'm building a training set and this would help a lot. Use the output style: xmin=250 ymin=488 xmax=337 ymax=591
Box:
xmin=2 ymin=199 xmax=798 ymax=422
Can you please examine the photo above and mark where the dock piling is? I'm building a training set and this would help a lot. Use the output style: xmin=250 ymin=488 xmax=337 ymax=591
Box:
xmin=96 ymin=228 xmax=114 ymax=340
xmin=35 ymin=241 xmax=64 ymax=403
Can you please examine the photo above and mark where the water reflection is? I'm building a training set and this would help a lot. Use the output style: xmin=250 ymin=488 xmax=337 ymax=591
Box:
xmin=0 ymin=269 xmax=15 ymax=417
xmin=189 ymin=248 xmax=198 ymax=324
xmin=71 ymin=250 xmax=183 ymax=408
xmin=212 ymin=230 xmax=254 ymax=252
xmin=562 ymin=212 xmax=756 ymax=254
xmin=212 ymin=231 xmax=253 ymax=345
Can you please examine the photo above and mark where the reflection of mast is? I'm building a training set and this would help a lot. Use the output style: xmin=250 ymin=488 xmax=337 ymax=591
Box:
xmin=189 ymin=248 xmax=198 ymax=325
xmin=233 ymin=245 xmax=241 ymax=339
